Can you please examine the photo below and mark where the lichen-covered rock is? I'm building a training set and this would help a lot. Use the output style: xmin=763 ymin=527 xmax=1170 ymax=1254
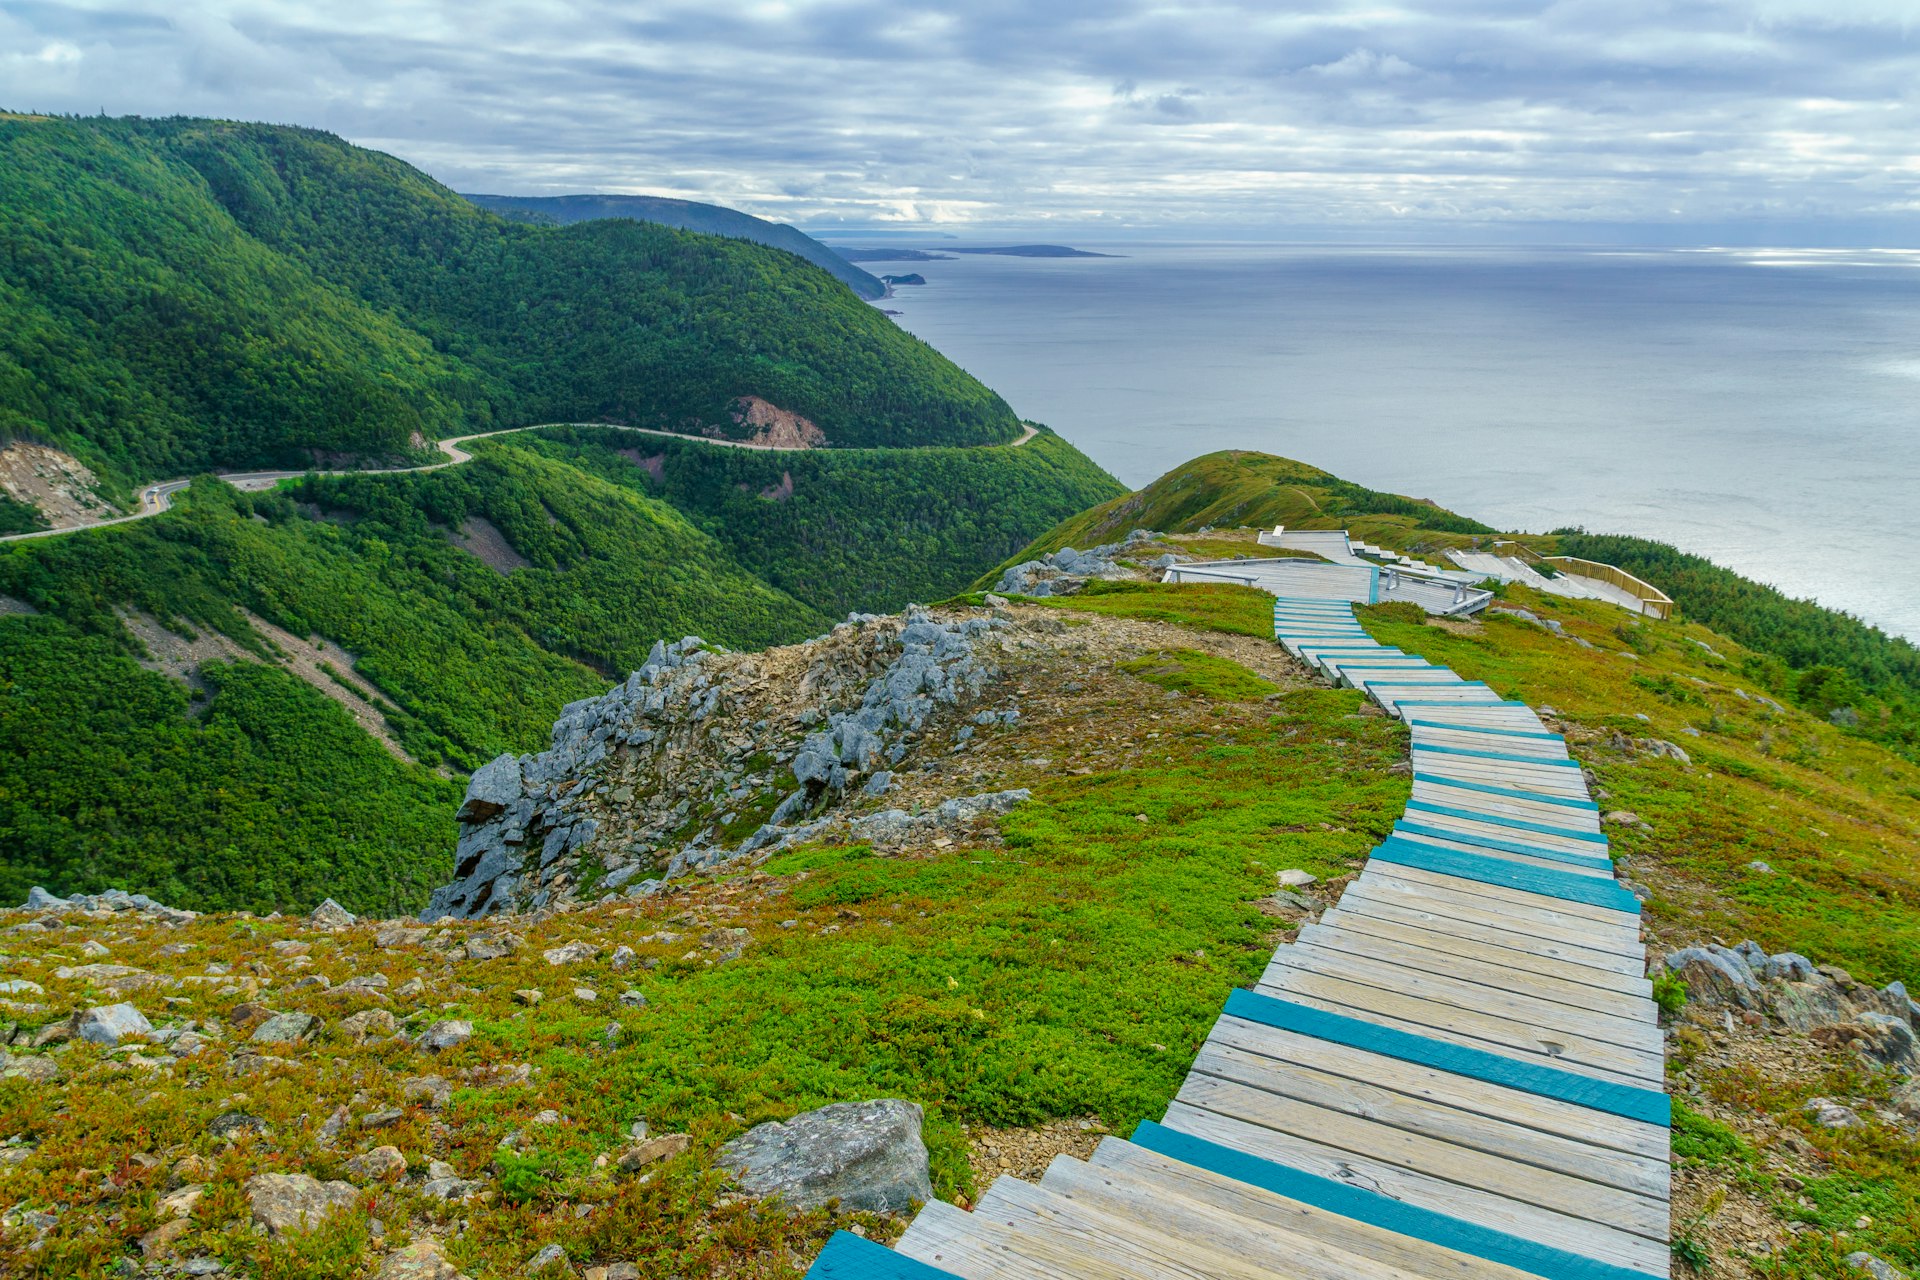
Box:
xmin=246 ymin=1172 xmax=358 ymax=1235
xmin=309 ymin=899 xmax=356 ymax=930
xmin=374 ymin=1239 xmax=469 ymax=1280
xmin=1664 ymin=946 xmax=1763 ymax=1010
xmin=1846 ymin=1253 xmax=1909 ymax=1280
xmin=344 ymin=1145 xmax=407 ymax=1181
xmin=73 ymin=1002 xmax=153 ymax=1046
xmin=717 ymin=1099 xmax=932 ymax=1213
xmin=419 ymin=1020 xmax=473 ymax=1051
xmin=250 ymin=1012 xmax=317 ymax=1044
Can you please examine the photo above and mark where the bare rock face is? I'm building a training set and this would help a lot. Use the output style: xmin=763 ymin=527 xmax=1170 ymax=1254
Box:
xmin=423 ymin=607 xmax=1026 ymax=922
xmin=246 ymin=1172 xmax=359 ymax=1235
xmin=717 ymin=1099 xmax=932 ymax=1213
xmin=1666 ymin=942 xmax=1916 ymax=1067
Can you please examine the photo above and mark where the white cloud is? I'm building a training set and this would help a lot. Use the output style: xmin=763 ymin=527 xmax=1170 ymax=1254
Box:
xmin=2 ymin=0 xmax=1917 ymax=235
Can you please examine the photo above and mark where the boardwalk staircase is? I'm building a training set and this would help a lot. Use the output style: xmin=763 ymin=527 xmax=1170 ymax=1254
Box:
xmin=806 ymin=592 xmax=1670 ymax=1280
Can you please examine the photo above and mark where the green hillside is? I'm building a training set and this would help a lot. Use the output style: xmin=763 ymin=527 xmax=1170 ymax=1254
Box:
xmin=1002 ymin=450 xmax=1920 ymax=764
xmin=0 ymin=114 xmax=1018 ymax=487
xmin=0 ymin=431 xmax=1116 ymax=913
xmin=463 ymin=192 xmax=888 ymax=301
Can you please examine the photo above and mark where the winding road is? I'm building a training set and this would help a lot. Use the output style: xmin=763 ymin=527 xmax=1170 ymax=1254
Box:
xmin=1 ymin=421 xmax=1041 ymax=545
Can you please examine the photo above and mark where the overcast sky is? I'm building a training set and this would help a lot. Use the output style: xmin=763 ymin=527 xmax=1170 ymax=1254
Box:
xmin=5 ymin=1 xmax=1920 ymax=238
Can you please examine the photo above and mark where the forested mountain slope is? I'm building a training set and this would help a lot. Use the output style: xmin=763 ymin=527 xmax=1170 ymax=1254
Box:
xmin=0 ymin=113 xmax=1118 ymax=914
xmin=0 ymin=114 xmax=1017 ymax=488
xmin=0 ymin=429 xmax=1115 ymax=915
xmin=462 ymin=192 xmax=887 ymax=301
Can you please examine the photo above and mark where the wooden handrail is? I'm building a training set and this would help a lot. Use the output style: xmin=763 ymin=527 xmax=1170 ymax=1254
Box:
xmin=1542 ymin=556 xmax=1675 ymax=620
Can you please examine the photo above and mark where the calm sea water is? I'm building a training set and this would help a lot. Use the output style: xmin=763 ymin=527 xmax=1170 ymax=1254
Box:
xmin=868 ymin=242 xmax=1920 ymax=641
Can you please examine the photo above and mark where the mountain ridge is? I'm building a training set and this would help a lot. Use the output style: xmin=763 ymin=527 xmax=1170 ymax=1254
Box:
xmin=462 ymin=192 xmax=888 ymax=300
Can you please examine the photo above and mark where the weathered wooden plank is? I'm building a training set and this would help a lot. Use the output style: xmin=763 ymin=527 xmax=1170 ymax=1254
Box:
xmin=1263 ymin=946 xmax=1663 ymax=1053
xmin=1367 ymin=841 xmax=1639 ymax=915
xmin=1399 ymin=806 xmax=1613 ymax=857
xmin=1206 ymin=1014 xmax=1669 ymax=1162
xmin=1177 ymin=1067 xmax=1669 ymax=1238
xmin=1341 ymin=877 xmax=1646 ymax=963
xmin=1252 ymin=969 xmax=1664 ymax=1086
xmin=1087 ymin=1138 xmax=1574 ymax=1280
xmin=970 ymin=1176 xmax=1299 ymax=1280
xmin=1318 ymin=905 xmax=1652 ymax=994
xmin=1161 ymin=1103 xmax=1669 ymax=1274
xmin=1360 ymin=864 xmax=1643 ymax=932
xmin=1038 ymin=1155 xmax=1468 ymax=1280
xmin=1294 ymin=923 xmax=1653 ymax=1021
xmin=1392 ymin=823 xmax=1614 ymax=874
xmin=1221 ymin=992 xmax=1669 ymax=1124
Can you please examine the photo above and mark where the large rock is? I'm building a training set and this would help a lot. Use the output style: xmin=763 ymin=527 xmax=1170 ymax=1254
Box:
xmin=1663 ymin=946 xmax=1763 ymax=1010
xmin=374 ymin=1240 xmax=469 ymax=1280
xmin=246 ymin=1172 xmax=359 ymax=1235
xmin=1847 ymin=1253 xmax=1909 ymax=1280
xmin=420 ymin=1020 xmax=473 ymax=1052
xmin=250 ymin=1012 xmax=317 ymax=1045
xmin=309 ymin=899 xmax=356 ymax=930
xmin=73 ymin=1003 xmax=153 ymax=1046
xmin=717 ymin=1099 xmax=932 ymax=1213
xmin=458 ymin=754 xmax=524 ymax=823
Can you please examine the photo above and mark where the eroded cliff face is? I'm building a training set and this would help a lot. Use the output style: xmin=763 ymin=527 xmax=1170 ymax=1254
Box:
xmin=424 ymin=606 xmax=1029 ymax=920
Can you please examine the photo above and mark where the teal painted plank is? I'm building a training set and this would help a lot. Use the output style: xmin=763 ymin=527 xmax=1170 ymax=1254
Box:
xmin=1219 ymin=991 xmax=1670 ymax=1124
xmin=1408 ymin=719 xmax=1565 ymax=741
xmin=1413 ymin=774 xmax=1600 ymax=811
xmin=1131 ymin=1121 xmax=1661 ymax=1280
xmin=1394 ymin=822 xmax=1613 ymax=872
xmin=1391 ymin=699 xmax=1531 ymax=708
xmin=1411 ymin=743 xmax=1580 ymax=768
xmin=1370 ymin=837 xmax=1640 ymax=914
xmin=807 ymin=1232 xmax=961 ymax=1279
xmin=1406 ymin=800 xmax=1609 ymax=843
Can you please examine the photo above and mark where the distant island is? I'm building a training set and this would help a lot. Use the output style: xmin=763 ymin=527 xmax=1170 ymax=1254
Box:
xmin=837 ymin=248 xmax=956 ymax=263
xmin=881 ymin=273 xmax=928 ymax=286
xmin=947 ymin=245 xmax=1119 ymax=258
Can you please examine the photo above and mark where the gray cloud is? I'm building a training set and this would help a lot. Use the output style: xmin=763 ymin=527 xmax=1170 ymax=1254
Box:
xmin=4 ymin=0 xmax=1917 ymax=234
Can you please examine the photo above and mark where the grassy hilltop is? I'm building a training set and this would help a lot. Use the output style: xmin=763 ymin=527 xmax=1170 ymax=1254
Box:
xmin=4 ymin=448 xmax=1919 ymax=1277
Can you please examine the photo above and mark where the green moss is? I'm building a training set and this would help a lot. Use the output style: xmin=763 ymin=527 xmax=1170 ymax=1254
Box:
xmin=1119 ymin=649 xmax=1278 ymax=700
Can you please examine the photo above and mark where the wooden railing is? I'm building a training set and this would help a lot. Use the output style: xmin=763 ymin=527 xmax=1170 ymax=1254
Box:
xmin=1542 ymin=556 xmax=1675 ymax=620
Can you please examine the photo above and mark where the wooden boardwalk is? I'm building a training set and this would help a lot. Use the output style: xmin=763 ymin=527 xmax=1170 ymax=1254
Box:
xmin=807 ymin=593 xmax=1670 ymax=1280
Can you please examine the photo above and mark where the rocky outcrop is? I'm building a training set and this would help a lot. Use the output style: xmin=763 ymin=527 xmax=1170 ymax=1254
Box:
xmin=1666 ymin=941 xmax=1918 ymax=1072
xmin=14 ymin=886 xmax=196 ymax=925
xmin=995 ymin=529 xmax=1177 ymax=597
xmin=717 ymin=1099 xmax=933 ymax=1213
xmin=424 ymin=608 xmax=1027 ymax=921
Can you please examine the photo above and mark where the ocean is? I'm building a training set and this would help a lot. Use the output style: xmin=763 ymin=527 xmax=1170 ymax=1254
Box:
xmin=866 ymin=242 xmax=1920 ymax=641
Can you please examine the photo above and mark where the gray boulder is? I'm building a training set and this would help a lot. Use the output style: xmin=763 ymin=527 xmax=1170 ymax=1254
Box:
xmin=1663 ymin=946 xmax=1762 ymax=1010
xmin=458 ymin=754 xmax=524 ymax=823
xmin=420 ymin=1020 xmax=473 ymax=1052
xmin=250 ymin=1012 xmax=317 ymax=1045
xmin=73 ymin=1003 xmax=153 ymax=1047
xmin=309 ymin=899 xmax=356 ymax=930
xmin=1847 ymin=1253 xmax=1909 ymax=1280
xmin=23 ymin=887 xmax=68 ymax=911
xmin=717 ymin=1099 xmax=932 ymax=1213
xmin=246 ymin=1172 xmax=359 ymax=1235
